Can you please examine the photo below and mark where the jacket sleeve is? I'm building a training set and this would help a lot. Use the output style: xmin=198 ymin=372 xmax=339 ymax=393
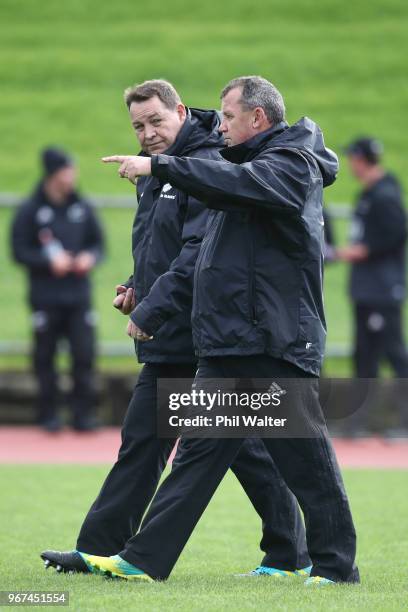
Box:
xmin=83 ymin=203 xmax=106 ymax=264
xmin=10 ymin=204 xmax=50 ymax=269
xmin=363 ymin=194 xmax=407 ymax=257
xmin=130 ymin=195 xmax=208 ymax=336
xmin=151 ymin=149 xmax=312 ymax=214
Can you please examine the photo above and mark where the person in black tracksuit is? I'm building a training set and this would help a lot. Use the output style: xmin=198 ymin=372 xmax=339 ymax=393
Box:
xmin=338 ymin=137 xmax=408 ymax=434
xmin=89 ymin=77 xmax=359 ymax=584
xmin=11 ymin=148 xmax=105 ymax=432
xmin=42 ymin=80 xmax=311 ymax=575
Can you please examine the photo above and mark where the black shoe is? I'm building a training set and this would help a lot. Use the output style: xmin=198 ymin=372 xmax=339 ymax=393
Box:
xmin=41 ymin=550 xmax=90 ymax=573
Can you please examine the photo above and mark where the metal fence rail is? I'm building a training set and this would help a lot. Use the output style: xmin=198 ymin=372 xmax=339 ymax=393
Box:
xmin=0 ymin=340 xmax=134 ymax=358
xmin=0 ymin=193 xmax=134 ymax=209
xmin=0 ymin=192 xmax=353 ymax=218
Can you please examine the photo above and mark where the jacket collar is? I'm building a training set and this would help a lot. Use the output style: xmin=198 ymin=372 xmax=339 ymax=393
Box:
xmin=220 ymin=121 xmax=288 ymax=163
xmin=165 ymin=108 xmax=194 ymax=157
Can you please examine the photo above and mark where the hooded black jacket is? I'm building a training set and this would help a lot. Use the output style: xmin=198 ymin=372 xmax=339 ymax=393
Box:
xmin=11 ymin=184 xmax=105 ymax=309
xmin=151 ymin=117 xmax=338 ymax=375
xmin=129 ymin=108 xmax=223 ymax=363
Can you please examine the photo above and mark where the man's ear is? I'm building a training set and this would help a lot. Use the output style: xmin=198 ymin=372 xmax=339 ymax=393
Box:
xmin=253 ymin=107 xmax=268 ymax=128
xmin=177 ymin=103 xmax=187 ymax=122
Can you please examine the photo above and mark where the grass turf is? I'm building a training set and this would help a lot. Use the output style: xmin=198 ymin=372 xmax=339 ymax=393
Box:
xmin=1 ymin=0 xmax=408 ymax=200
xmin=0 ymin=466 xmax=407 ymax=610
xmin=1 ymin=0 xmax=408 ymax=372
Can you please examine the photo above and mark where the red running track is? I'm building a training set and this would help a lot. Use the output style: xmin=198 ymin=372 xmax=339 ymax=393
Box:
xmin=0 ymin=426 xmax=407 ymax=468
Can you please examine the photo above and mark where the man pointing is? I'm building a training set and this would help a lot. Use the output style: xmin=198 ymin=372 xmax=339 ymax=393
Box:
xmin=80 ymin=76 xmax=359 ymax=586
xmin=41 ymin=79 xmax=311 ymax=579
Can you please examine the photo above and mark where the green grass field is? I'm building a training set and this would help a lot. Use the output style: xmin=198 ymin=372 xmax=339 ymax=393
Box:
xmin=1 ymin=466 xmax=407 ymax=611
xmin=1 ymin=0 xmax=408 ymax=373
xmin=1 ymin=4 xmax=407 ymax=610
xmin=1 ymin=0 xmax=408 ymax=198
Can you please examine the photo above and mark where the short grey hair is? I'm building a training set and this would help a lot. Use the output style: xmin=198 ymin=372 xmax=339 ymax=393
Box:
xmin=221 ymin=76 xmax=285 ymax=124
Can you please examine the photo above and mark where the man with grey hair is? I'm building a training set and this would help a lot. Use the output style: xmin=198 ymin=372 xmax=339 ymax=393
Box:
xmin=83 ymin=75 xmax=359 ymax=586
xmin=221 ymin=75 xmax=286 ymax=124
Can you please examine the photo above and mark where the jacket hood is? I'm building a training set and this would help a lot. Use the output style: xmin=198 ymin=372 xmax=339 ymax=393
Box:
xmin=167 ymin=107 xmax=224 ymax=157
xmin=222 ymin=116 xmax=338 ymax=188
xmin=185 ymin=107 xmax=224 ymax=153
xmin=270 ymin=117 xmax=339 ymax=187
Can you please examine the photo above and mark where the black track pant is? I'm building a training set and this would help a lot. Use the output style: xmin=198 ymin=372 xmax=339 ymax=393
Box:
xmin=118 ymin=356 xmax=358 ymax=583
xmin=354 ymin=304 xmax=408 ymax=378
xmin=76 ymin=362 xmax=310 ymax=570
xmin=352 ymin=304 xmax=408 ymax=431
xmin=32 ymin=304 xmax=95 ymax=425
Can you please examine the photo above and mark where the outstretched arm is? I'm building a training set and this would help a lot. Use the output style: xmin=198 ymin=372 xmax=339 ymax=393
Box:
xmin=102 ymin=150 xmax=311 ymax=214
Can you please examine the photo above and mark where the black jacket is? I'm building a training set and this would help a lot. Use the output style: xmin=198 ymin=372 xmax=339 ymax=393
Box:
xmin=129 ymin=108 xmax=223 ymax=363
xmin=11 ymin=184 xmax=105 ymax=308
xmin=349 ymin=173 xmax=407 ymax=305
xmin=151 ymin=117 xmax=338 ymax=375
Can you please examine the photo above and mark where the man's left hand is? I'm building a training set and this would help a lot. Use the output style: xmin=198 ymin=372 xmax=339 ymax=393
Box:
xmin=127 ymin=319 xmax=152 ymax=341
xmin=102 ymin=156 xmax=152 ymax=183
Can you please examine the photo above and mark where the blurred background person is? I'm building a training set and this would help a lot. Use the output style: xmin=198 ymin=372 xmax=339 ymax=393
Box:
xmin=11 ymin=147 xmax=105 ymax=432
xmin=337 ymin=137 xmax=408 ymax=436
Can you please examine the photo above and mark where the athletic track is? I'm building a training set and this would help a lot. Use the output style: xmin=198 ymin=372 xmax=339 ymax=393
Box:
xmin=0 ymin=427 xmax=407 ymax=467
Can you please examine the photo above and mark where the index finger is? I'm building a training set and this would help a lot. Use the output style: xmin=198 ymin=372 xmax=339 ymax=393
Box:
xmin=102 ymin=156 xmax=129 ymax=164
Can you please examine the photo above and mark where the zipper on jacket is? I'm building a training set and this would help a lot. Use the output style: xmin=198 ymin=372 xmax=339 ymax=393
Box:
xmin=248 ymin=221 xmax=258 ymax=325
xmin=138 ymin=183 xmax=161 ymax=296
xmin=193 ymin=213 xmax=222 ymax=323
xmin=192 ymin=215 xmax=216 ymax=317
xmin=202 ymin=214 xmax=222 ymax=265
